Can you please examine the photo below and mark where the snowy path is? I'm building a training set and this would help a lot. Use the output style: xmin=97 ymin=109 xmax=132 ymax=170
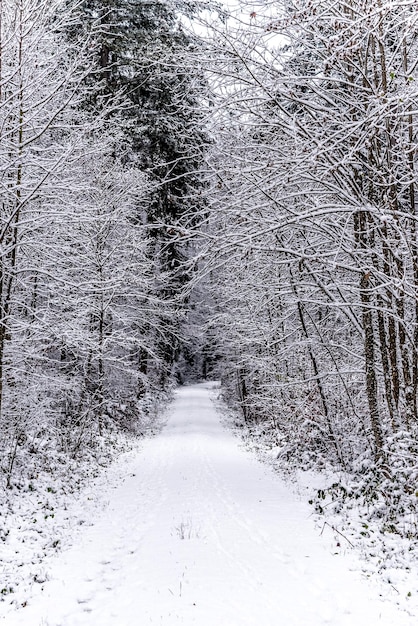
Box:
xmin=3 ymin=383 xmax=413 ymax=625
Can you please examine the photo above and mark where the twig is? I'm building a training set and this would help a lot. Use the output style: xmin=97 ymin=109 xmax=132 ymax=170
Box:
xmin=320 ymin=521 xmax=355 ymax=548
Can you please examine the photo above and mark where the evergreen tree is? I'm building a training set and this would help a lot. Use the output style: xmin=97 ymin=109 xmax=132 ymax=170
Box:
xmin=71 ymin=0 xmax=208 ymax=384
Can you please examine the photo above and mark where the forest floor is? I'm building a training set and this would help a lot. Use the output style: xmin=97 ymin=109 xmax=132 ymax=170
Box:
xmin=1 ymin=382 xmax=418 ymax=625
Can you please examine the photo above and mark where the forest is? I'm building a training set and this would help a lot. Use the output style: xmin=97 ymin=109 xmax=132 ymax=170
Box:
xmin=2 ymin=0 xmax=418 ymax=569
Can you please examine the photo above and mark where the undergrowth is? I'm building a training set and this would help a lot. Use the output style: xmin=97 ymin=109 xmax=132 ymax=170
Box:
xmin=0 ymin=390 xmax=168 ymax=611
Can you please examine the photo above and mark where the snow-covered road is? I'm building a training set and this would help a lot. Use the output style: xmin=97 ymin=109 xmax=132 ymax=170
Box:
xmin=3 ymin=383 xmax=414 ymax=625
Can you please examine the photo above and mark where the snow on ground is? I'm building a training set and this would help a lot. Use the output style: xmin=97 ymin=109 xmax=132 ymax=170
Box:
xmin=1 ymin=382 xmax=417 ymax=625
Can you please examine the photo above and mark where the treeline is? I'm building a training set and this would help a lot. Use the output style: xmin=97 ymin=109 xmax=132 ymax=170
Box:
xmin=203 ymin=0 xmax=418 ymax=500
xmin=0 ymin=0 xmax=206 ymax=487
xmin=4 ymin=0 xmax=418 ymax=516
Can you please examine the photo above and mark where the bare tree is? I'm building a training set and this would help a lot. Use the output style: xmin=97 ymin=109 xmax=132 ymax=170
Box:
xmin=201 ymin=0 xmax=418 ymax=471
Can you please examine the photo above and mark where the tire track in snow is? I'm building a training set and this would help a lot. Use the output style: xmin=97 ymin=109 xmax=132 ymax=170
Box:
xmin=195 ymin=411 xmax=327 ymax=624
xmin=197 ymin=431 xmax=287 ymax=610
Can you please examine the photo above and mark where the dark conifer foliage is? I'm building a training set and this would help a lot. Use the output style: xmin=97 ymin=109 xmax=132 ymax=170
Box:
xmin=72 ymin=0 xmax=208 ymax=378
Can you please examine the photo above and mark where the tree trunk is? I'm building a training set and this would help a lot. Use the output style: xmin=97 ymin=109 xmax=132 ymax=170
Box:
xmin=355 ymin=210 xmax=384 ymax=460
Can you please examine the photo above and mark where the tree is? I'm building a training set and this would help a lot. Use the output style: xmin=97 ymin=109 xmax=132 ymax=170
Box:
xmin=202 ymin=0 xmax=418 ymax=470
xmin=69 ymin=0 xmax=209 ymax=382
xmin=0 ymin=0 xmax=162 ymax=484
xmin=0 ymin=0 xmax=103 ymax=481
